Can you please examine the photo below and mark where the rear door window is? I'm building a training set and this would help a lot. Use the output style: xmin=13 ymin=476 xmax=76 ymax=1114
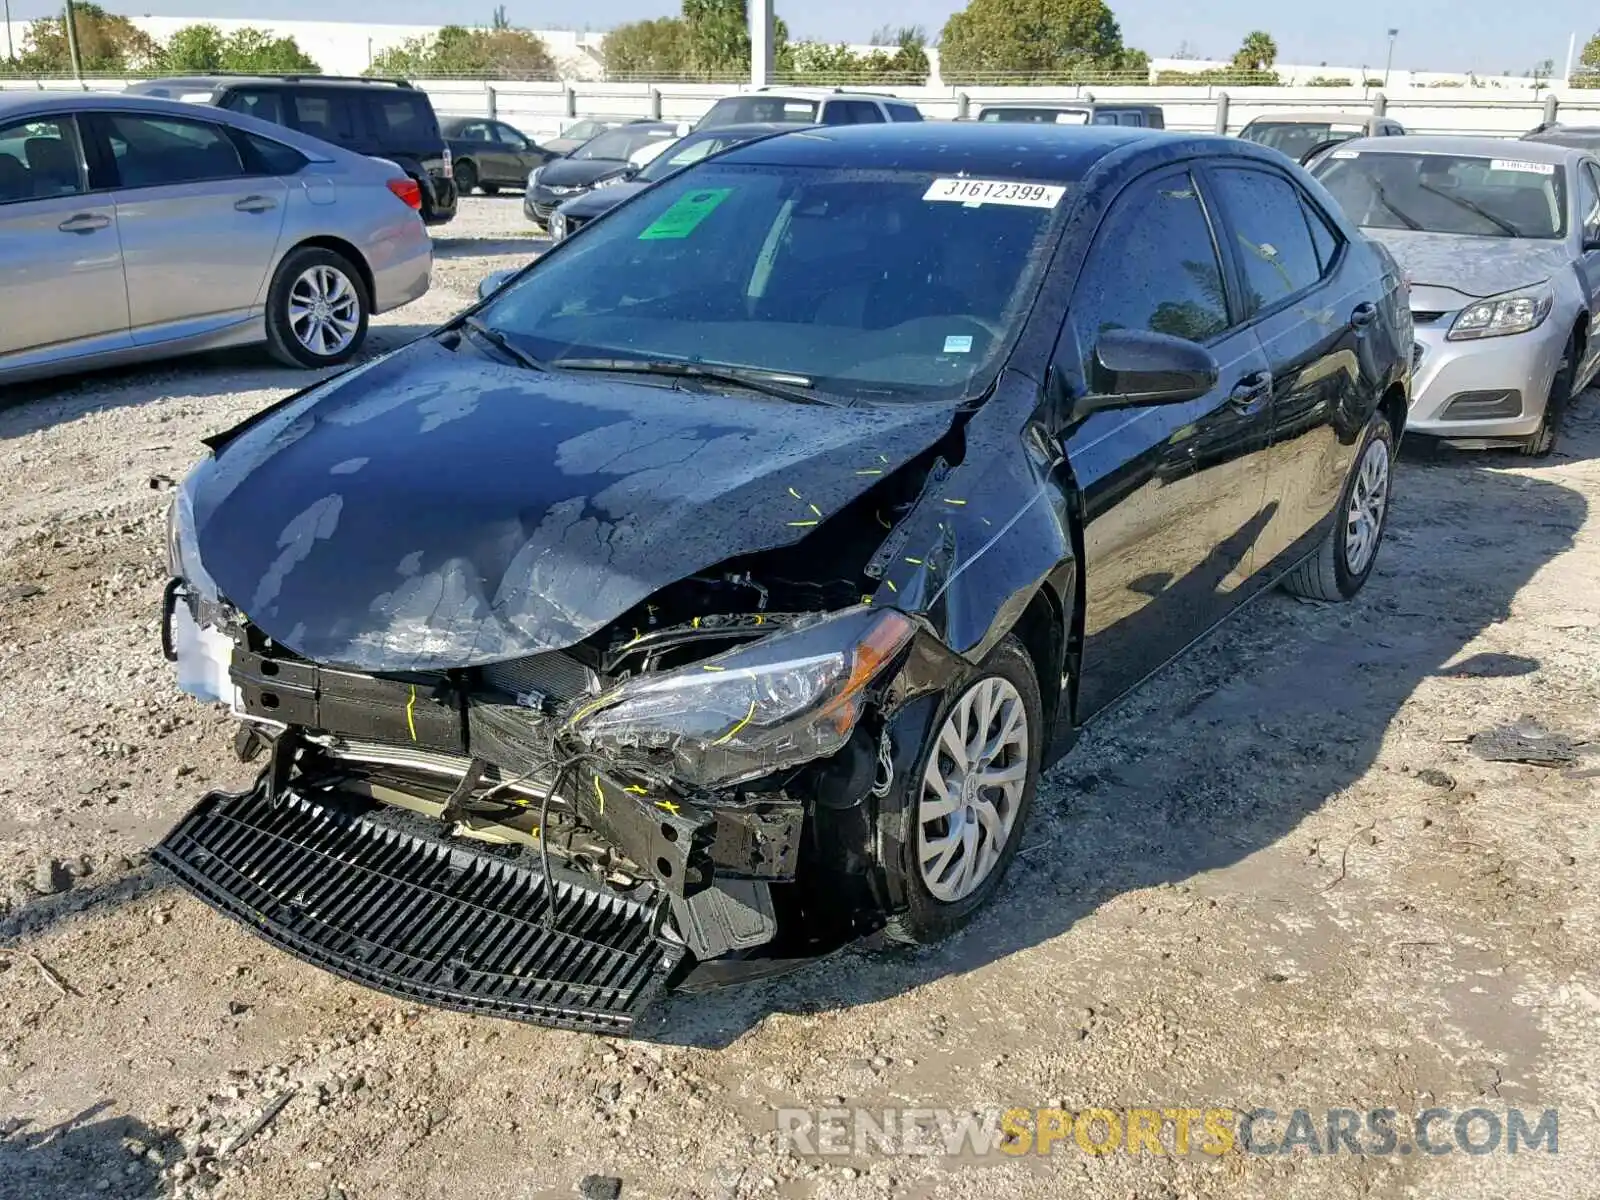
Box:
xmin=821 ymin=100 xmax=885 ymax=125
xmin=292 ymin=93 xmax=358 ymax=144
xmin=105 ymin=114 xmax=245 ymax=188
xmin=1208 ymin=166 xmax=1325 ymax=311
xmin=887 ymin=104 xmax=923 ymax=122
xmin=0 ymin=115 xmax=84 ymax=202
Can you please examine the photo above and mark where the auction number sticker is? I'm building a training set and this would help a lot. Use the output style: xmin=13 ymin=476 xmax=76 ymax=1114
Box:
xmin=1490 ymin=159 xmax=1556 ymax=175
xmin=924 ymin=178 xmax=1066 ymax=208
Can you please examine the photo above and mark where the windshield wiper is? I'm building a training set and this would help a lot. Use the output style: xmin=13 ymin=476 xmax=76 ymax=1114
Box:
xmin=1369 ymin=181 xmax=1424 ymax=231
xmin=461 ymin=316 xmax=547 ymax=371
xmin=552 ymin=357 xmax=831 ymax=405
xmin=1415 ymin=181 xmax=1524 ymax=237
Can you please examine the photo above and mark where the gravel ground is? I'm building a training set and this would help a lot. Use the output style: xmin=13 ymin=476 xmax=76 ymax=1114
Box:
xmin=2 ymin=195 xmax=1599 ymax=1200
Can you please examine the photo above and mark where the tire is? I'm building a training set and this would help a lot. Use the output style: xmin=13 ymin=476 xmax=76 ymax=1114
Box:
xmin=1520 ymin=335 xmax=1574 ymax=458
xmin=454 ymin=159 xmax=478 ymax=195
xmin=480 ymin=182 xmax=500 ymax=196
xmin=1281 ymin=410 xmax=1395 ymax=602
xmin=881 ymin=635 xmax=1043 ymax=945
xmin=264 ymin=247 xmax=370 ymax=369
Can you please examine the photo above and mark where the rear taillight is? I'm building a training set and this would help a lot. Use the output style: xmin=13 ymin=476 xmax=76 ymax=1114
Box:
xmin=442 ymin=146 xmax=453 ymax=180
xmin=387 ymin=177 xmax=422 ymax=210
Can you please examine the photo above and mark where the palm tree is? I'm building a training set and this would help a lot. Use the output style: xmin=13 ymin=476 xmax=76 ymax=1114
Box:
xmin=1233 ymin=30 xmax=1277 ymax=72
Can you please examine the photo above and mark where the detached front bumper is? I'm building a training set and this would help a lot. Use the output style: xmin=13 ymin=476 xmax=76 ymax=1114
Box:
xmin=1408 ymin=315 xmax=1566 ymax=442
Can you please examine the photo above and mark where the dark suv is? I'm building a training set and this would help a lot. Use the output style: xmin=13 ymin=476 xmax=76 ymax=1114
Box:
xmin=125 ymin=75 xmax=457 ymax=225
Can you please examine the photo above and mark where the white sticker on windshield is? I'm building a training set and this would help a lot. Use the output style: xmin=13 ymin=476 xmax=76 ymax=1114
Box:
xmin=1331 ymin=149 xmax=1360 ymax=159
xmin=1490 ymin=159 xmax=1556 ymax=175
xmin=1055 ymin=111 xmax=1090 ymax=125
xmin=924 ymin=178 xmax=1066 ymax=208
xmin=943 ymin=335 xmax=974 ymax=354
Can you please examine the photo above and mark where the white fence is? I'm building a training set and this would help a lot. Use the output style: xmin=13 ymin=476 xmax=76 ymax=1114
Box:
xmin=5 ymin=77 xmax=1599 ymax=141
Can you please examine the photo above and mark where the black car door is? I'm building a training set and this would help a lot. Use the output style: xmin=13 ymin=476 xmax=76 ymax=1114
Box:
xmin=494 ymin=122 xmax=545 ymax=178
xmin=1062 ymin=167 xmax=1276 ymax=719
xmin=1200 ymin=162 xmax=1368 ymax=572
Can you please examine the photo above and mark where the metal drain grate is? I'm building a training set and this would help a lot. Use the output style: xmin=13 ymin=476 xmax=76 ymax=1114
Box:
xmin=153 ymin=785 xmax=683 ymax=1033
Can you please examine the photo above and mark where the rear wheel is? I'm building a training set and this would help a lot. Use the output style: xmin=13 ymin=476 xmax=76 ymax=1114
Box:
xmin=1281 ymin=410 xmax=1395 ymax=602
xmin=264 ymin=247 xmax=369 ymax=369
xmin=1520 ymin=335 xmax=1575 ymax=458
xmin=882 ymin=636 xmax=1042 ymax=945
xmin=454 ymin=159 xmax=478 ymax=195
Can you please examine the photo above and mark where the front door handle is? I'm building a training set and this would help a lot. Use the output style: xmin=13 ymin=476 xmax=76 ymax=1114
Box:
xmin=234 ymin=195 xmax=277 ymax=213
xmin=1350 ymin=301 xmax=1378 ymax=329
xmin=1228 ymin=370 xmax=1272 ymax=413
xmin=58 ymin=212 xmax=109 ymax=233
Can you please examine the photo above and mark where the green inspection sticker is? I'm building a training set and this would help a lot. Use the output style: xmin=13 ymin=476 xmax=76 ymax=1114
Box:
xmin=638 ymin=188 xmax=733 ymax=240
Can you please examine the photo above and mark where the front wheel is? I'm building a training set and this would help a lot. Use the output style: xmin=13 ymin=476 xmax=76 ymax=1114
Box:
xmin=1521 ymin=335 xmax=1574 ymax=458
xmin=881 ymin=635 xmax=1043 ymax=945
xmin=1281 ymin=410 xmax=1395 ymax=601
xmin=264 ymin=247 xmax=370 ymax=369
xmin=454 ymin=159 xmax=478 ymax=195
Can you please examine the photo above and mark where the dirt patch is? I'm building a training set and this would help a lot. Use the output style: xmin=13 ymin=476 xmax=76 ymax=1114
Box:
xmin=2 ymin=198 xmax=1597 ymax=1200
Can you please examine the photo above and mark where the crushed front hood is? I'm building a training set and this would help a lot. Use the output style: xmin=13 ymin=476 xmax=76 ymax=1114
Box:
xmin=187 ymin=337 xmax=953 ymax=671
xmin=1365 ymin=228 xmax=1567 ymax=298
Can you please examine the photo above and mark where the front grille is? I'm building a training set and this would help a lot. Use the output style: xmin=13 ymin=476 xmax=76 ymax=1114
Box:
xmin=481 ymin=651 xmax=595 ymax=706
xmin=1412 ymin=341 xmax=1425 ymax=370
xmin=1441 ymin=390 xmax=1523 ymax=420
xmin=153 ymin=786 xmax=683 ymax=1032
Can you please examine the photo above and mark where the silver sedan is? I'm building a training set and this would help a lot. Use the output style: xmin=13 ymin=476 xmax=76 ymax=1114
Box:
xmin=0 ymin=90 xmax=432 ymax=385
xmin=1312 ymin=134 xmax=1600 ymax=456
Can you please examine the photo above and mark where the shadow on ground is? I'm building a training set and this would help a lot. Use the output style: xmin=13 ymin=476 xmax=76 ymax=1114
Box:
xmin=0 ymin=1101 xmax=180 ymax=1200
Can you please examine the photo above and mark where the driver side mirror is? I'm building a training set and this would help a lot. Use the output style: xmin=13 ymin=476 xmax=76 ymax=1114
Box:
xmin=476 ymin=269 xmax=515 ymax=301
xmin=1072 ymin=329 xmax=1220 ymax=417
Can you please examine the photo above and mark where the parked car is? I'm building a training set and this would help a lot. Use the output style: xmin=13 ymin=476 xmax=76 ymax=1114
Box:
xmin=1239 ymin=112 xmax=1405 ymax=163
xmin=695 ymin=87 xmax=922 ymax=130
xmin=156 ymin=122 xmax=1408 ymax=1032
xmin=125 ymin=74 xmax=457 ymax=225
xmin=543 ymin=117 xmax=649 ymax=158
xmin=545 ymin=122 xmax=800 ymax=241
xmin=522 ymin=121 xmax=680 ymax=228
xmin=0 ymin=91 xmax=431 ymax=385
xmin=1312 ymin=134 xmax=1598 ymax=455
xmin=1523 ymin=122 xmax=1600 ymax=152
xmin=973 ymin=101 xmax=1164 ymax=128
xmin=441 ymin=115 xmax=553 ymax=194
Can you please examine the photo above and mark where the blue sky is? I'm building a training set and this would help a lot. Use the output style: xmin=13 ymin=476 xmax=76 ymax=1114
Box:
xmin=7 ymin=1 xmax=1597 ymax=74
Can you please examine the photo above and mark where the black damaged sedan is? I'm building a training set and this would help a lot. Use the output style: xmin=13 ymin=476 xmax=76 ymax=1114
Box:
xmin=158 ymin=123 xmax=1411 ymax=1033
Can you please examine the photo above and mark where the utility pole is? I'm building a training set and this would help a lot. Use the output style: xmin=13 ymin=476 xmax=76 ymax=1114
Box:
xmin=63 ymin=0 xmax=84 ymax=83
xmin=749 ymin=0 xmax=772 ymax=88
xmin=1565 ymin=31 xmax=1578 ymax=86
xmin=1383 ymin=28 xmax=1398 ymax=88
xmin=4 ymin=0 xmax=15 ymax=65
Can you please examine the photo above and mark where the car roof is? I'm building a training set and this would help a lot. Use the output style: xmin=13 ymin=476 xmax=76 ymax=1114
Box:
xmin=977 ymin=100 xmax=1158 ymax=110
xmin=716 ymin=121 xmax=1226 ymax=179
xmin=734 ymin=88 xmax=904 ymax=102
xmin=1245 ymin=111 xmax=1381 ymax=124
xmin=0 ymin=88 xmax=342 ymax=154
xmin=129 ymin=75 xmax=414 ymax=92
xmin=682 ymin=121 xmax=806 ymax=138
xmin=1336 ymin=134 xmax=1581 ymax=162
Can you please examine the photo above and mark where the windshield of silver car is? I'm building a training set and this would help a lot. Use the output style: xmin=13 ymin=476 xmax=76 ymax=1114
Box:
xmin=1314 ymin=151 xmax=1569 ymax=239
xmin=477 ymin=163 xmax=1068 ymax=402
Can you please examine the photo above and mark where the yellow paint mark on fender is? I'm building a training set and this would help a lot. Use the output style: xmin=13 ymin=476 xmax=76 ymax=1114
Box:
xmin=712 ymin=698 xmax=758 ymax=746
xmin=655 ymin=799 xmax=681 ymax=816
xmin=592 ymin=774 xmax=605 ymax=815
xmin=406 ymin=686 xmax=418 ymax=741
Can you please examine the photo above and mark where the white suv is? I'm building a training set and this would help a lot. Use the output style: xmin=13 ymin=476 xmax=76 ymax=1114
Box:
xmin=695 ymin=88 xmax=922 ymax=130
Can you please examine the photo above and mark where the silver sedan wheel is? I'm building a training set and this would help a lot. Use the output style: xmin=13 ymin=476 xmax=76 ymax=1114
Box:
xmin=917 ymin=676 xmax=1029 ymax=903
xmin=287 ymin=265 xmax=360 ymax=357
xmin=1344 ymin=435 xmax=1390 ymax=575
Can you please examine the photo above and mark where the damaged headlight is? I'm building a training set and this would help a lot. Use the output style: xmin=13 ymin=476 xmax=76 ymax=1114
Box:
xmin=165 ymin=476 xmax=219 ymax=601
xmin=569 ymin=607 xmax=915 ymax=789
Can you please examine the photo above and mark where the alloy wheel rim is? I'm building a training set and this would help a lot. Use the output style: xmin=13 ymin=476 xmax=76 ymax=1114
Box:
xmin=288 ymin=265 xmax=360 ymax=357
xmin=1344 ymin=436 xmax=1390 ymax=575
xmin=917 ymin=675 xmax=1029 ymax=903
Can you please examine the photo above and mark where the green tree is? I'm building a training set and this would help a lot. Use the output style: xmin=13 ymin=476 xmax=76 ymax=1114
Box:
xmin=1232 ymin=30 xmax=1277 ymax=72
xmin=939 ymin=0 xmax=1130 ymax=84
xmin=162 ymin=24 xmax=320 ymax=73
xmin=17 ymin=2 xmax=163 ymax=74
xmin=1574 ymin=32 xmax=1600 ymax=88
xmin=161 ymin=22 xmax=227 ymax=71
xmin=369 ymin=24 xmax=556 ymax=79
xmin=603 ymin=17 xmax=692 ymax=78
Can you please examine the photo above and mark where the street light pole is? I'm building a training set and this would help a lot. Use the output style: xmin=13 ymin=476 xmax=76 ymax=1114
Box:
xmin=4 ymin=0 xmax=14 ymax=65
xmin=63 ymin=0 xmax=84 ymax=83
xmin=1384 ymin=28 xmax=1399 ymax=88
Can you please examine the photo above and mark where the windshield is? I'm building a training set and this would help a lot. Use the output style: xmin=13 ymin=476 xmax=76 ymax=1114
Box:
xmin=573 ymin=127 xmax=671 ymax=161
xmin=476 ymin=163 xmax=1067 ymax=403
xmin=698 ymin=96 xmax=818 ymax=129
xmin=1241 ymin=122 xmax=1366 ymax=160
xmin=637 ymin=132 xmax=756 ymax=182
xmin=979 ymin=107 xmax=1089 ymax=125
xmin=1313 ymin=151 xmax=1568 ymax=239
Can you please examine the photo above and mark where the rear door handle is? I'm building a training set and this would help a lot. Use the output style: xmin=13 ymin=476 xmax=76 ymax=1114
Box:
xmin=1228 ymin=370 xmax=1272 ymax=413
xmin=58 ymin=212 xmax=109 ymax=233
xmin=234 ymin=195 xmax=277 ymax=213
xmin=1350 ymin=301 xmax=1378 ymax=329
